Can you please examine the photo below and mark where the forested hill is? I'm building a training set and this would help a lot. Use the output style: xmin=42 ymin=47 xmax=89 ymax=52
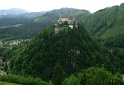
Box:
xmin=82 ymin=3 xmax=124 ymax=60
xmin=10 ymin=23 xmax=124 ymax=84
xmin=83 ymin=3 xmax=124 ymax=38
xmin=34 ymin=8 xmax=91 ymax=23
xmin=0 ymin=12 xmax=46 ymax=19
xmin=0 ymin=8 xmax=90 ymax=39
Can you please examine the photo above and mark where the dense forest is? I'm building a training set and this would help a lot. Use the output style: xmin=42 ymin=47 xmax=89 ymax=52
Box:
xmin=0 ymin=3 xmax=124 ymax=85
xmin=82 ymin=3 xmax=124 ymax=74
xmin=83 ymin=3 xmax=124 ymax=38
xmin=8 ymin=23 xmax=124 ymax=85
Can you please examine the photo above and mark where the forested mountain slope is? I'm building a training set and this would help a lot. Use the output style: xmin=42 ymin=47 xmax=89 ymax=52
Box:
xmin=9 ymin=23 xmax=124 ymax=84
xmin=34 ymin=8 xmax=90 ymax=23
xmin=0 ymin=12 xmax=46 ymax=19
xmin=0 ymin=8 xmax=90 ymax=39
xmin=83 ymin=3 xmax=124 ymax=38
xmin=18 ymin=12 xmax=46 ymax=18
xmin=82 ymin=3 xmax=124 ymax=62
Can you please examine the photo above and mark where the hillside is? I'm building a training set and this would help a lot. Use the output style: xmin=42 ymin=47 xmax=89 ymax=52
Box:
xmin=83 ymin=3 xmax=124 ymax=38
xmin=0 ymin=12 xmax=46 ymax=19
xmin=34 ymin=8 xmax=90 ymax=23
xmin=9 ymin=22 xmax=124 ymax=84
xmin=82 ymin=3 xmax=124 ymax=62
xmin=0 ymin=8 xmax=90 ymax=39
xmin=18 ymin=11 xmax=46 ymax=18
xmin=0 ymin=82 xmax=20 ymax=85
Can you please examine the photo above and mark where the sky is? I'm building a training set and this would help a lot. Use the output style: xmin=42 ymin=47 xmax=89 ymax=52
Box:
xmin=0 ymin=0 xmax=124 ymax=13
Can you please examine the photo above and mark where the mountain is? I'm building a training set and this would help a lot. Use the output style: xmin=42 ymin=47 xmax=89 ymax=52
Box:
xmin=0 ymin=11 xmax=46 ymax=19
xmin=0 ymin=8 xmax=27 ymax=15
xmin=83 ymin=3 xmax=124 ymax=38
xmin=34 ymin=8 xmax=91 ymax=23
xmin=0 ymin=8 xmax=91 ymax=39
xmin=82 ymin=3 xmax=124 ymax=72
xmin=18 ymin=11 xmax=46 ymax=18
xmin=9 ymin=23 xmax=123 ymax=83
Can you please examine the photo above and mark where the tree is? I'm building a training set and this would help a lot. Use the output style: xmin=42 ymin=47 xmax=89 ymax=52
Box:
xmin=52 ymin=63 xmax=65 ymax=85
xmin=80 ymin=67 xmax=124 ymax=85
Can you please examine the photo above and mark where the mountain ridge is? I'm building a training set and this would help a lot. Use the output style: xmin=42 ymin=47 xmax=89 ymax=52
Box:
xmin=83 ymin=3 xmax=124 ymax=38
xmin=0 ymin=8 xmax=28 ymax=15
xmin=0 ymin=8 xmax=91 ymax=39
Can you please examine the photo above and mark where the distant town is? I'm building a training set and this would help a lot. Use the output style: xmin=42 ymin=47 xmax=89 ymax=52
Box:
xmin=0 ymin=39 xmax=31 ymax=49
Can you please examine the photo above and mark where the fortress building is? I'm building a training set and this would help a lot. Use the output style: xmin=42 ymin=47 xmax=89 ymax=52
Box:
xmin=55 ymin=16 xmax=78 ymax=33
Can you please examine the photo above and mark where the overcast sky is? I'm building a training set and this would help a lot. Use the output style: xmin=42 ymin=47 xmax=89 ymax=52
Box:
xmin=0 ymin=0 xmax=124 ymax=13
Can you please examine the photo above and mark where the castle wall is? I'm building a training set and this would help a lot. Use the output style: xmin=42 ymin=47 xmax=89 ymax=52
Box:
xmin=55 ymin=16 xmax=78 ymax=33
xmin=69 ymin=25 xmax=74 ymax=29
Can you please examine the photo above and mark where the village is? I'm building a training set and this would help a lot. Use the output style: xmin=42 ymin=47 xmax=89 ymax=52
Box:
xmin=0 ymin=39 xmax=31 ymax=48
xmin=0 ymin=39 xmax=31 ymax=75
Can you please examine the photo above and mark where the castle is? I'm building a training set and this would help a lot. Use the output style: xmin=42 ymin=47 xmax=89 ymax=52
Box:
xmin=55 ymin=16 xmax=78 ymax=33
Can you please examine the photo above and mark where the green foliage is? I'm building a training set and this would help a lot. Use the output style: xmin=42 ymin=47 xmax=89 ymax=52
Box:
xmin=82 ymin=4 xmax=124 ymax=75
xmin=0 ymin=74 xmax=52 ymax=85
xmin=0 ymin=81 xmax=20 ymax=85
xmin=0 ymin=8 xmax=90 ymax=40
xmin=83 ymin=4 xmax=124 ymax=37
xmin=1 ymin=5 xmax=124 ymax=85
xmin=62 ymin=74 xmax=78 ymax=85
xmin=96 ymin=34 xmax=124 ymax=73
xmin=0 ymin=43 xmax=27 ymax=62
xmin=35 ymin=8 xmax=90 ymax=23
xmin=62 ymin=67 xmax=124 ymax=85
xmin=52 ymin=63 xmax=64 ymax=85
xmin=3 ymin=6 xmax=124 ymax=83
xmin=103 ymin=34 xmax=124 ymax=48
xmin=84 ymin=67 xmax=112 ymax=85
xmin=9 ymin=23 xmax=119 ymax=84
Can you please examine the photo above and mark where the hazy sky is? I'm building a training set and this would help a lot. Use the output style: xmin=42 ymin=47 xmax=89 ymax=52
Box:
xmin=0 ymin=0 xmax=124 ymax=13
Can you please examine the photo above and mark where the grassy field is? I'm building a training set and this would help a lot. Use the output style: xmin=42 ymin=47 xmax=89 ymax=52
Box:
xmin=0 ymin=81 xmax=21 ymax=85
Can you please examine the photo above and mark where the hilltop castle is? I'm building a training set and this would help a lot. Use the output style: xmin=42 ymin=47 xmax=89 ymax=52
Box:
xmin=55 ymin=16 xmax=78 ymax=33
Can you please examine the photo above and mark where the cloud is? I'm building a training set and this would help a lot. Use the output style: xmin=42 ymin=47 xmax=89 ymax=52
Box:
xmin=0 ymin=0 xmax=123 ymax=12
